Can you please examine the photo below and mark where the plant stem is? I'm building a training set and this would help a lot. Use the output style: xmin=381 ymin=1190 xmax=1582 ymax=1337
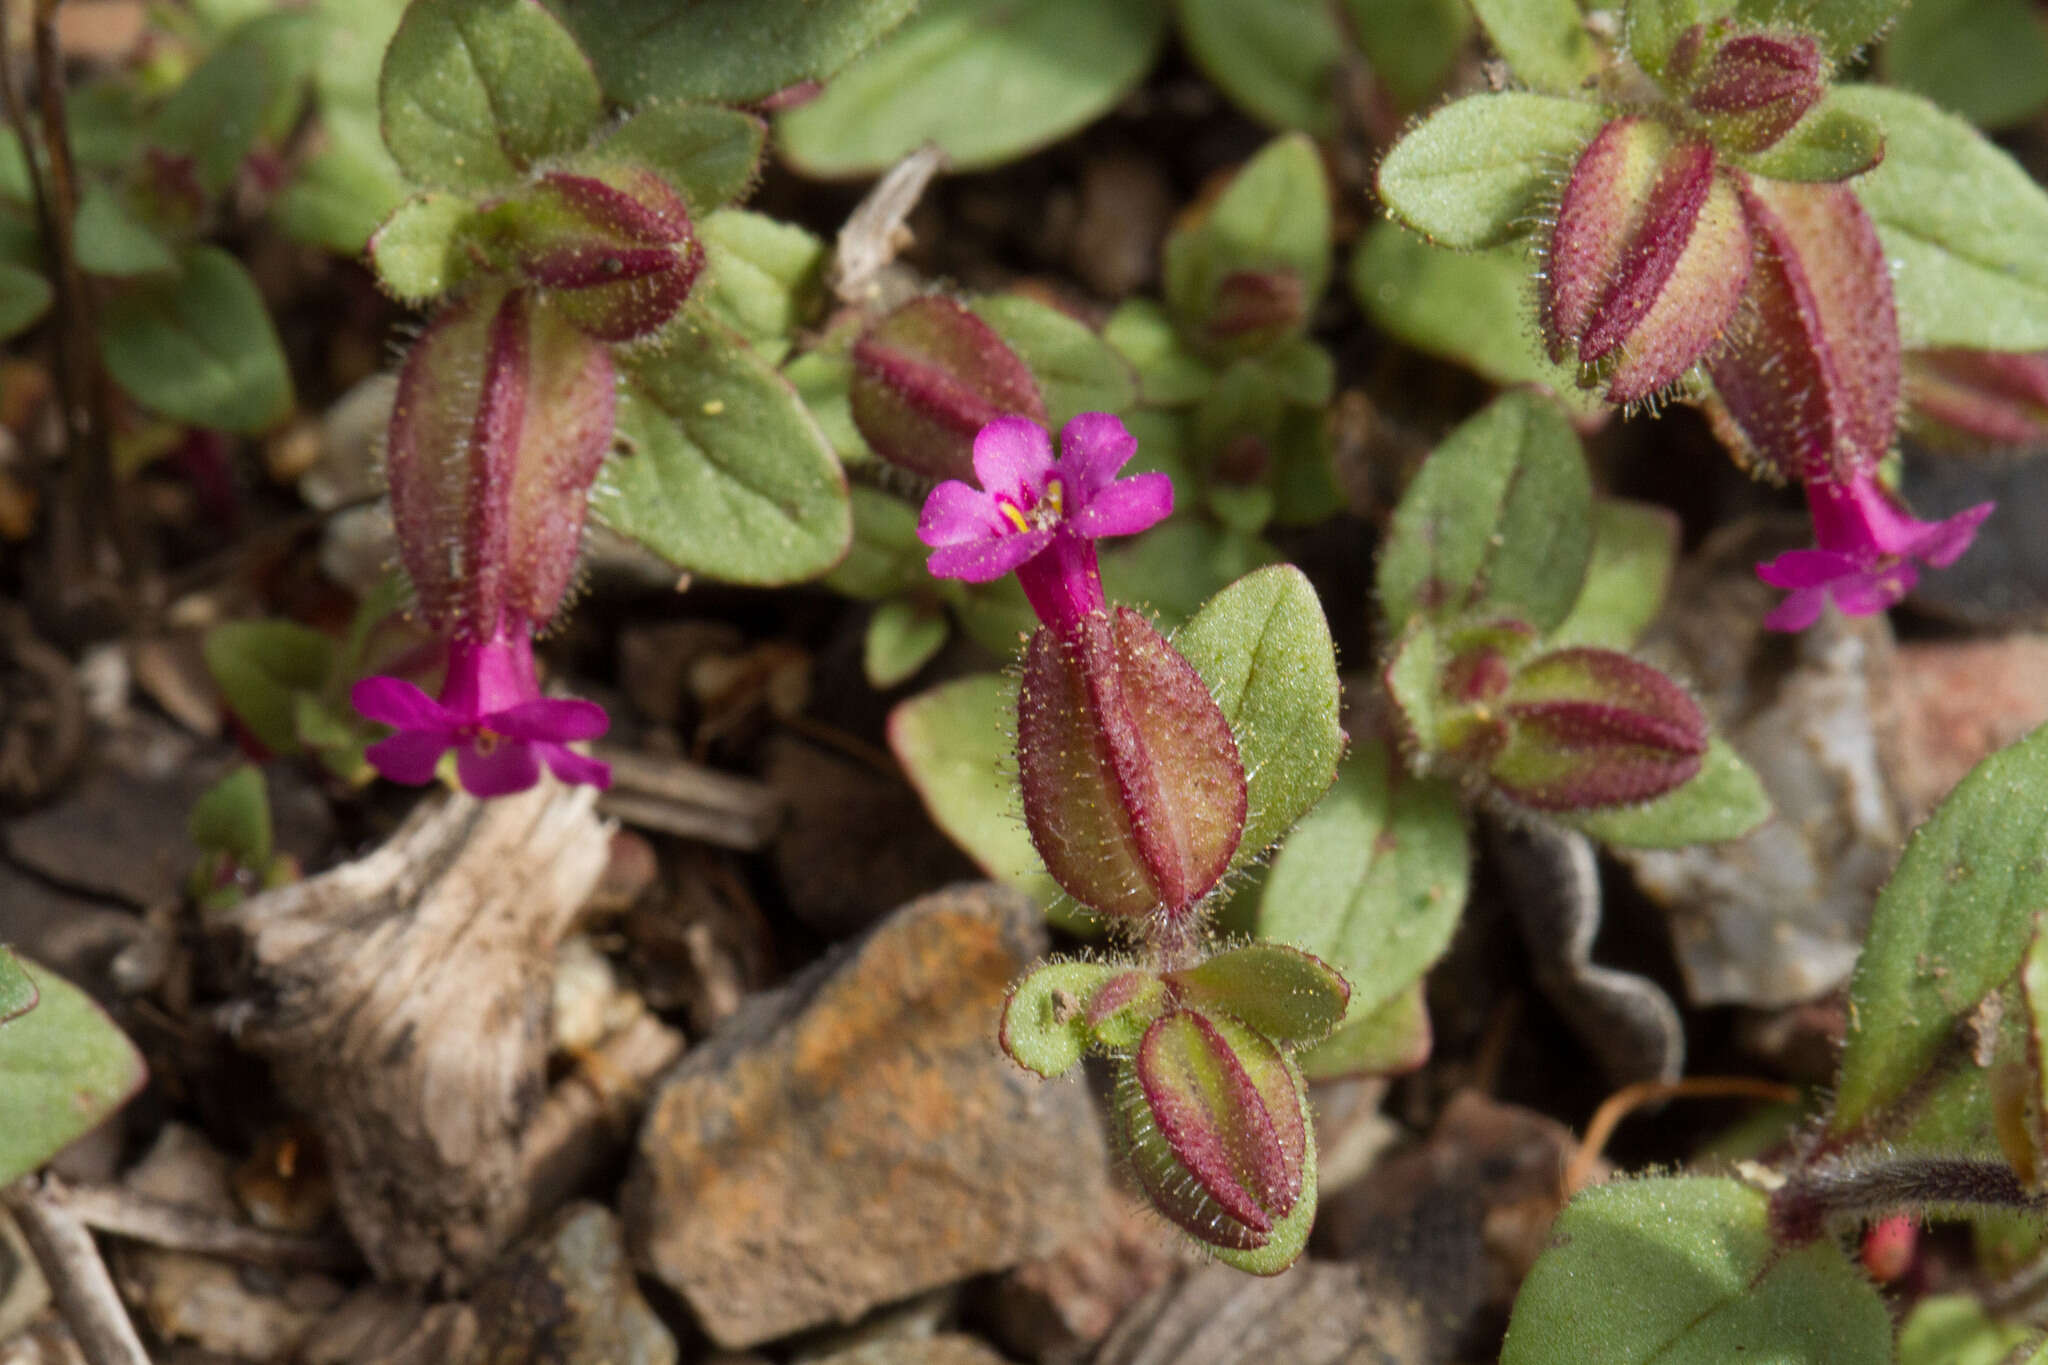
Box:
xmin=2 ymin=1178 xmax=154 ymax=1365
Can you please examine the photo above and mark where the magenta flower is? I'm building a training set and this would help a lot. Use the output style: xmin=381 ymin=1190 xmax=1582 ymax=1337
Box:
xmin=918 ymin=414 xmax=1172 ymax=637
xmin=351 ymin=628 xmax=610 ymax=797
xmin=1756 ymin=472 xmax=1994 ymax=632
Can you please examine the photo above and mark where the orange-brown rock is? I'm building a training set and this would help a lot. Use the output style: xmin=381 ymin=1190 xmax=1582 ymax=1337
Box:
xmin=625 ymin=884 xmax=1108 ymax=1349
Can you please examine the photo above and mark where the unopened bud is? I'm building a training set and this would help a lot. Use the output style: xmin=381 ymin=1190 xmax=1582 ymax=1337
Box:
xmin=1116 ymin=1010 xmax=1312 ymax=1264
xmin=1488 ymin=646 xmax=1708 ymax=811
xmin=1904 ymin=348 xmax=2048 ymax=451
xmin=850 ymin=296 xmax=1047 ymax=481
xmin=466 ymin=168 xmax=704 ymax=342
xmin=1546 ymin=116 xmax=1751 ymax=404
xmin=1676 ymin=26 xmax=1825 ymax=154
xmin=1204 ymin=269 xmax=1307 ymax=354
xmin=1017 ymin=607 xmax=1246 ymax=923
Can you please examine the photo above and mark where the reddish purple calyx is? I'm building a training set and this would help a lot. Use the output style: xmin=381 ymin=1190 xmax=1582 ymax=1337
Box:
xmin=1683 ymin=29 xmax=1825 ymax=153
xmin=1757 ymin=471 xmax=1994 ymax=631
xmin=353 ymin=628 xmax=610 ymax=797
xmin=1545 ymin=116 xmax=1751 ymax=404
xmin=1904 ymin=348 xmax=2048 ymax=449
xmin=918 ymin=414 xmax=1173 ymax=638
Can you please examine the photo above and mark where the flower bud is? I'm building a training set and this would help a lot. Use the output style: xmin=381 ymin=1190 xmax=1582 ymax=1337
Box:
xmin=1903 ymin=348 xmax=2048 ymax=451
xmin=1545 ymin=116 xmax=1752 ymax=404
xmin=850 ymin=296 xmax=1047 ymax=481
xmin=1488 ymin=646 xmax=1708 ymax=811
xmin=387 ymin=288 xmax=616 ymax=640
xmin=1016 ymin=607 xmax=1246 ymax=923
xmin=473 ymin=168 xmax=705 ymax=342
xmin=1115 ymin=1009 xmax=1312 ymax=1265
xmin=1672 ymin=26 xmax=1825 ymax=154
xmin=1202 ymin=268 xmax=1307 ymax=355
xmin=1704 ymin=175 xmax=1897 ymax=484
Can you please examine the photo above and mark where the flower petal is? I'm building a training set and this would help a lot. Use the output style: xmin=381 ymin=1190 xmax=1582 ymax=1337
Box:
xmin=491 ymin=697 xmax=611 ymax=743
xmin=1756 ymin=548 xmax=1859 ymax=589
xmin=918 ymin=480 xmax=1005 ymax=549
xmin=1056 ymin=413 xmax=1138 ymax=493
xmin=1762 ymin=586 xmax=1829 ymax=632
xmin=457 ymin=739 xmax=543 ymax=798
xmin=1906 ymin=500 xmax=1994 ymax=569
xmin=352 ymin=675 xmax=458 ymax=731
xmin=537 ymin=743 xmax=612 ymax=789
xmin=971 ymin=417 xmax=1055 ymax=502
xmin=928 ymin=527 xmax=1052 ymax=583
xmin=1832 ymin=563 xmax=1915 ymax=615
xmin=365 ymin=729 xmax=456 ymax=785
xmin=1070 ymin=471 xmax=1173 ymax=540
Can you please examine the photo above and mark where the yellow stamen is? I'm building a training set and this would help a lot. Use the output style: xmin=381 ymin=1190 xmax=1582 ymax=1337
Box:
xmin=1044 ymin=478 xmax=1064 ymax=518
xmin=999 ymin=501 xmax=1031 ymax=533
xmin=474 ymin=731 xmax=500 ymax=754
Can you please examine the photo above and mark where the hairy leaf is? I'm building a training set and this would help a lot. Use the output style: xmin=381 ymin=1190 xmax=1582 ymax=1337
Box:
xmin=1377 ymin=93 xmax=1609 ymax=249
xmin=0 ymin=959 xmax=148 ymax=1186
xmin=777 ymin=0 xmax=1167 ymax=175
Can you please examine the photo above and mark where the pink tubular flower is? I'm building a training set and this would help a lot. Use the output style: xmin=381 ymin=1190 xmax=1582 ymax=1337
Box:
xmin=1756 ymin=472 xmax=1994 ymax=632
xmin=918 ymin=413 xmax=1173 ymax=637
xmin=351 ymin=628 xmax=610 ymax=797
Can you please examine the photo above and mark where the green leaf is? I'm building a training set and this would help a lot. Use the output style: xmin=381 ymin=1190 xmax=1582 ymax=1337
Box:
xmin=0 ymin=959 xmax=148 ymax=1186
xmin=1832 ymin=722 xmax=2048 ymax=1139
xmin=696 ymin=210 xmax=827 ymax=361
xmin=823 ymin=485 xmax=926 ymax=600
xmin=188 ymin=764 xmax=273 ymax=869
xmin=1735 ymin=0 xmax=1908 ymax=61
xmin=1376 ymin=93 xmax=1609 ymax=250
xmin=378 ymin=0 xmax=602 ymax=192
xmin=203 ymin=619 xmax=337 ymax=757
xmin=787 ymin=349 xmax=871 ymax=466
xmin=1377 ymin=389 xmax=1593 ymax=633
xmin=1731 ymin=101 xmax=1886 ymax=182
xmin=1346 ymin=0 xmax=1473 ymax=110
xmin=1501 ymin=1177 xmax=1892 ymax=1364
xmin=1627 ymin=0 xmax=1740 ymax=81
xmin=553 ymin=0 xmax=923 ymax=104
xmin=1548 ymin=498 xmax=1680 ymax=650
xmin=584 ymin=102 xmax=767 ymax=213
xmin=99 ymin=246 xmax=293 ymax=433
xmin=1098 ymin=517 xmax=1280 ymax=629
xmin=1103 ymin=299 xmax=1216 ymax=407
xmin=865 ymin=599 xmax=948 ymax=688
xmin=1349 ymin=226 xmax=1604 ymax=417
xmin=1259 ymin=739 xmax=1468 ymax=1066
xmin=73 ymin=183 xmax=175 ymax=276
xmin=1175 ymin=0 xmax=1346 ymax=134
xmin=273 ymin=105 xmax=410 ymax=255
xmin=0 ymin=261 xmax=51 ymax=342
xmin=368 ymin=193 xmax=477 ymax=304
xmin=1898 ymin=1294 xmax=2046 ymax=1365
xmin=971 ymin=294 xmax=1139 ymax=424
xmin=1163 ymin=132 xmax=1331 ymax=336
xmin=887 ymin=672 xmax=1064 ymax=908
xmin=1834 ymin=85 xmax=2048 ymax=350
xmin=1469 ymin=0 xmax=1601 ymax=94
xmin=1299 ymin=980 xmax=1432 ymax=1079
xmin=1564 ymin=737 xmax=1772 ymax=847
xmin=1168 ymin=943 xmax=1351 ymax=1046
xmin=154 ymin=11 xmax=321 ymax=194
xmin=1171 ymin=565 xmax=1344 ymax=867
xmin=776 ymin=0 xmax=1168 ymax=175
xmin=1000 ymin=960 xmax=1124 ymax=1077
xmin=594 ymin=319 xmax=851 ymax=586
xmin=1881 ymin=0 xmax=2048 ymax=131
xmin=0 ymin=948 xmax=36 ymax=1024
